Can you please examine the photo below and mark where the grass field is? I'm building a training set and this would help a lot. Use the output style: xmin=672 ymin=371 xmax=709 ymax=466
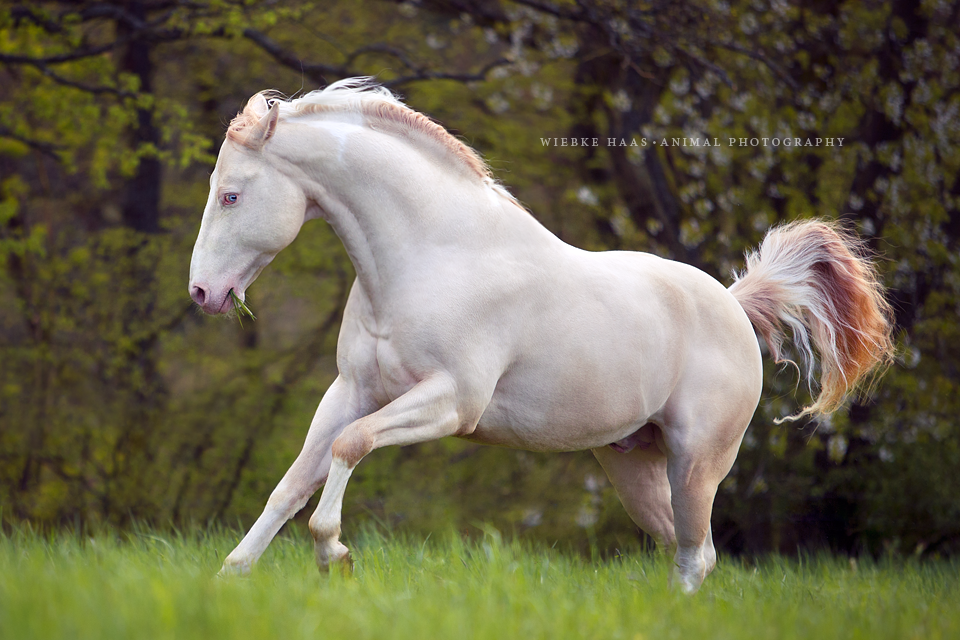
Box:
xmin=1 ymin=525 xmax=957 ymax=640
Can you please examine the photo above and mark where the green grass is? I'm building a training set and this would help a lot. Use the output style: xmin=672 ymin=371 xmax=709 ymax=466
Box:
xmin=229 ymin=288 xmax=256 ymax=326
xmin=1 ymin=525 xmax=957 ymax=640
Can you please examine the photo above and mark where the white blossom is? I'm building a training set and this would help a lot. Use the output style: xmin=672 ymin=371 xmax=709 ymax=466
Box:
xmin=576 ymin=186 xmax=599 ymax=207
xmin=670 ymin=75 xmax=690 ymax=97
xmin=828 ymin=434 xmax=848 ymax=463
xmin=610 ymin=89 xmax=632 ymax=113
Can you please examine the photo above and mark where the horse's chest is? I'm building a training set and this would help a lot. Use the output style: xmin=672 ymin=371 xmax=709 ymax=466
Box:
xmin=337 ymin=329 xmax=420 ymax=408
xmin=374 ymin=341 xmax=421 ymax=398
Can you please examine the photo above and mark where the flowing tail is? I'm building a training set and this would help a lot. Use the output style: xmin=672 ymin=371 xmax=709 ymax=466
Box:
xmin=729 ymin=219 xmax=895 ymax=421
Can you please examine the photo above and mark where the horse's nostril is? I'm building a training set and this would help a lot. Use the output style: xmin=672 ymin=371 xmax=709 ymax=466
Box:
xmin=191 ymin=285 xmax=207 ymax=306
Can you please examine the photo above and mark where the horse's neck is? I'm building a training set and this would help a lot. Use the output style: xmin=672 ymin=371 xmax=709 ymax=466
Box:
xmin=294 ymin=124 xmax=558 ymax=310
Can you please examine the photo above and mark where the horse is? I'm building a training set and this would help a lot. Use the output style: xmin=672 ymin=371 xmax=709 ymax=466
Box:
xmin=188 ymin=78 xmax=894 ymax=593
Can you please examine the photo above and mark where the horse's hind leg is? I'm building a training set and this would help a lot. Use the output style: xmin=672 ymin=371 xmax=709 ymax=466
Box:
xmin=705 ymin=523 xmax=717 ymax=575
xmin=592 ymin=440 xmax=676 ymax=554
xmin=661 ymin=412 xmax=749 ymax=594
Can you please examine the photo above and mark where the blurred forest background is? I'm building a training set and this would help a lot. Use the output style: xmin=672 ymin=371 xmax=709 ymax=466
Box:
xmin=1 ymin=0 xmax=959 ymax=558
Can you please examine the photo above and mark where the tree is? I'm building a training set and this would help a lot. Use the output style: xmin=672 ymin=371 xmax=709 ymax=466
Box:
xmin=2 ymin=0 xmax=958 ymax=557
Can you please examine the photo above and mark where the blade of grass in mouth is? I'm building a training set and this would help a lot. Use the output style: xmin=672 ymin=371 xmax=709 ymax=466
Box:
xmin=229 ymin=289 xmax=256 ymax=327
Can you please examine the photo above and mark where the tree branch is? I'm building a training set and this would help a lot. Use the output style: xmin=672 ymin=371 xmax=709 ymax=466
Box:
xmin=709 ymin=39 xmax=800 ymax=91
xmin=0 ymin=39 xmax=124 ymax=65
xmin=76 ymin=3 xmax=150 ymax=29
xmin=675 ymin=44 xmax=735 ymax=89
xmin=0 ymin=125 xmax=62 ymax=158
xmin=242 ymin=27 xmax=350 ymax=83
xmin=35 ymin=62 xmax=132 ymax=97
xmin=1 ymin=3 xmax=189 ymax=71
xmin=382 ymin=57 xmax=512 ymax=88
xmin=345 ymin=44 xmax=418 ymax=71
xmin=244 ymin=27 xmax=512 ymax=90
xmin=10 ymin=5 xmax=64 ymax=33
xmin=514 ymin=0 xmax=586 ymax=21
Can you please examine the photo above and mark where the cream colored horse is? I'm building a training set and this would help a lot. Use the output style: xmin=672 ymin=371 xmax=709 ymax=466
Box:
xmin=189 ymin=78 xmax=894 ymax=593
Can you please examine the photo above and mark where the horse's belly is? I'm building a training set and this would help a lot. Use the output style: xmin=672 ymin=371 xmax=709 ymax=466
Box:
xmin=466 ymin=409 xmax=647 ymax=452
xmin=466 ymin=371 xmax=658 ymax=452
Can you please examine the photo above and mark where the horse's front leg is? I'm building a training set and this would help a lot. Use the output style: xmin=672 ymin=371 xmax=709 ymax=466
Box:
xmin=219 ymin=376 xmax=362 ymax=575
xmin=309 ymin=373 xmax=469 ymax=571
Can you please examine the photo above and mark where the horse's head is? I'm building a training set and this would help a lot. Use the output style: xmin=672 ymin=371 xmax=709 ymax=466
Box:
xmin=189 ymin=95 xmax=310 ymax=315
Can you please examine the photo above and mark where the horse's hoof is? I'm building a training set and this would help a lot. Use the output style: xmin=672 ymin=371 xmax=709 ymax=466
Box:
xmin=317 ymin=541 xmax=353 ymax=575
xmin=670 ymin=566 xmax=703 ymax=595
xmin=218 ymin=559 xmax=252 ymax=578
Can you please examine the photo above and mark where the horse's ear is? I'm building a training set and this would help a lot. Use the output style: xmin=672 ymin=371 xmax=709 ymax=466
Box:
xmin=247 ymin=100 xmax=281 ymax=151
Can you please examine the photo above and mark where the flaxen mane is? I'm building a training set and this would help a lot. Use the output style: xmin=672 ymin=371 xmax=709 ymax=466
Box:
xmin=227 ymin=77 xmax=494 ymax=184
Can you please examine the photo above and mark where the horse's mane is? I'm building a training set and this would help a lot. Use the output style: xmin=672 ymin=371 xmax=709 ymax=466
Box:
xmin=227 ymin=77 xmax=495 ymax=184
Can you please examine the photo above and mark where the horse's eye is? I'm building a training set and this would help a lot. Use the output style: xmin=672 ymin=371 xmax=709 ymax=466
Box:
xmin=222 ymin=193 xmax=239 ymax=206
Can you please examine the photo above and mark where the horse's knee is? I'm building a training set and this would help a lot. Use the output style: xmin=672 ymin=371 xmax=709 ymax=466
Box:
xmin=330 ymin=425 xmax=374 ymax=467
xmin=265 ymin=484 xmax=313 ymax=516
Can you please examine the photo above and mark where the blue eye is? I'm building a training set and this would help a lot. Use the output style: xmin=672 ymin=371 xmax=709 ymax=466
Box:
xmin=222 ymin=193 xmax=239 ymax=206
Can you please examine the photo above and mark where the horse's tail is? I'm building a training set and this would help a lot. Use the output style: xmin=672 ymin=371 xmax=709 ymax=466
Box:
xmin=728 ymin=219 xmax=895 ymax=421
